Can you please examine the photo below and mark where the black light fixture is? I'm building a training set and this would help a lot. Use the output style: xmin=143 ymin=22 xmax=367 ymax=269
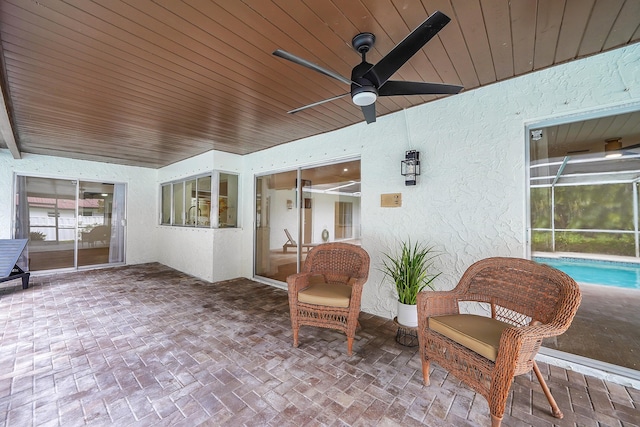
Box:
xmin=401 ymin=150 xmax=420 ymax=186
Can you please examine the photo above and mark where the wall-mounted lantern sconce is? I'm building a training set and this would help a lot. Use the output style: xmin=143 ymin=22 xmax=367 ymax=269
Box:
xmin=401 ymin=150 xmax=420 ymax=186
xmin=286 ymin=199 xmax=293 ymax=210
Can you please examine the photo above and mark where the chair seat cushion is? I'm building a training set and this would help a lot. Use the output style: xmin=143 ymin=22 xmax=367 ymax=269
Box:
xmin=429 ymin=314 xmax=512 ymax=361
xmin=298 ymin=278 xmax=352 ymax=308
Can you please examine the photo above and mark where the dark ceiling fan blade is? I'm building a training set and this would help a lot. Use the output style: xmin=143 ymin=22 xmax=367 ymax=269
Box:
xmin=361 ymin=104 xmax=376 ymax=124
xmin=287 ymin=93 xmax=350 ymax=114
xmin=624 ymin=142 xmax=640 ymax=150
xmin=378 ymin=80 xmax=463 ymax=96
xmin=363 ymin=11 xmax=450 ymax=87
xmin=273 ymin=49 xmax=356 ymax=86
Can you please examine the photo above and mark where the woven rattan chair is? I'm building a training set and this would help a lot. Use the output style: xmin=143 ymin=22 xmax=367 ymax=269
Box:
xmin=286 ymin=242 xmax=370 ymax=356
xmin=417 ymin=257 xmax=581 ymax=427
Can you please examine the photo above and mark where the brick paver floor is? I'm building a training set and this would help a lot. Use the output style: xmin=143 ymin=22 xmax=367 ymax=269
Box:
xmin=0 ymin=263 xmax=638 ymax=426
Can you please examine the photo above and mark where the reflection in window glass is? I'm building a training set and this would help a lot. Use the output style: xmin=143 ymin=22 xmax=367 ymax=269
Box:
xmin=219 ymin=173 xmax=238 ymax=228
xmin=335 ymin=201 xmax=353 ymax=239
xmin=197 ymin=176 xmax=212 ymax=226
xmin=554 ymin=231 xmax=635 ymax=256
xmin=185 ymin=179 xmax=196 ymax=225
xmin=531 ymin=230 xmax=553 ymax=252
xmin=161 ymin=185 xmax=171 ymax=225
xmin=530 ymin=187 xmax=551 ymax=229
xmin=554 ymin=184 xmax=634 ymax=231
xmin=531 ymin=183 xmax=635 ymax=256
xmin=173 ymin=182 xmax=184 ymax=226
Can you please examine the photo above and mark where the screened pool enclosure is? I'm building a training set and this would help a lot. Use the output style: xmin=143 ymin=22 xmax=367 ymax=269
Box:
xmin=530 ymin=141 xmax=640 ymax=259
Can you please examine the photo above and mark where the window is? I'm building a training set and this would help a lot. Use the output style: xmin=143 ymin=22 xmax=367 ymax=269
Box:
xmin=196 ymin=176 xmax=212 ymax=226
xmin=160 ymin=172 xmax=238 ymax=228
xmin=218 ymin=173 xmax=238 ymax=228
xmin=161 ymin=185 xmax=171 ymax=225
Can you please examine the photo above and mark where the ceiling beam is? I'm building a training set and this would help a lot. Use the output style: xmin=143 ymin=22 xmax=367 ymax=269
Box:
xmin=0 ymin=90 xmax=20 ymax=159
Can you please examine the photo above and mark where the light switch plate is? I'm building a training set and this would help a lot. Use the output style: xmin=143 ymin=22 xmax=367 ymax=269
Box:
xmin=381 ymin=193 xmax=402 ymax=207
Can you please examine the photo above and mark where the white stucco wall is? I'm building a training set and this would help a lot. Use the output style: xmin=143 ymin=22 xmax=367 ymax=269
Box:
xmin=0 ymin=152 xmax=158 ymax=265
xmin=244 ymin=43 xmax=640 ymax=320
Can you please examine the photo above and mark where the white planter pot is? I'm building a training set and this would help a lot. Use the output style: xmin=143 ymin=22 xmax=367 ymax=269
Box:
xmin=397 ymin=301 xmax=418 ymax=327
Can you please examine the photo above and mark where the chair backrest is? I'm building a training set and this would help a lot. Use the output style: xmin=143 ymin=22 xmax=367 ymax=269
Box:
xmin=284 ymin=228 xmax=297 ymax=245
xmin=456 ymin=257 xmax=581 ymax=329
xmin=91 ymin=225 xmax=110 ymax=238
xmin=302 ymin=242 xmax=370 ymax=284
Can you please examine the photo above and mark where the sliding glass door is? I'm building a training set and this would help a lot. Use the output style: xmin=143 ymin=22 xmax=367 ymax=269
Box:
xmin=16 ymin=177 xmax=77 ymax=270
xmin=78 ymin=182 xmax=125 ymax=267
xmin=14 ymin=176 xmax=126 ymax=271
xmin=254 ymin=159 xmax=361 ymax=283
xmin=254 ymin=170 xmax=298 ymax=281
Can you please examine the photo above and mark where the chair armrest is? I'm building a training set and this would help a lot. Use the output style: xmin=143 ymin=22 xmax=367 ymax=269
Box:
xmin=347 ymin=277 xmax=367 ymax=306
xmin=520 ymin=322 xmax=567 ymax=339
xmin=287 ymin=272 xmax=313 ymax=293
xmin=417 ymin=290 xmax=464 ymax=318
xmin=496 ymin=322 xmax=566 ymax=373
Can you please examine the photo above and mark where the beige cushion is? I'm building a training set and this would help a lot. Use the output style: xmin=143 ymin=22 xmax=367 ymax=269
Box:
xmin=298 ymin=278 xmax=352 ymax=308
xmin=429 ymin=314 xmax=511 ymax=361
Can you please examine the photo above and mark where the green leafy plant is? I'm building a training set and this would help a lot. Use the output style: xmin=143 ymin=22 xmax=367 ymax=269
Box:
xmin=380 ymin=240 xmax=441 ymax=305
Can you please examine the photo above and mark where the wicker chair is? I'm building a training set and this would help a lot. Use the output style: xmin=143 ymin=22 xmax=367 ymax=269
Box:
xmin=286 ymin=242 xmax=370 ymax=356
xmin=417 ymin=257 xmax=581 ymax=427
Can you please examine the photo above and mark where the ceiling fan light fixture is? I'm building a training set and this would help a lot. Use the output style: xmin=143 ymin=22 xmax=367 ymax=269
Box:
xmin=352 ymin=87 xmax=377 ymax=106
xmin=605 ymin=138 xmax=623 ymax=158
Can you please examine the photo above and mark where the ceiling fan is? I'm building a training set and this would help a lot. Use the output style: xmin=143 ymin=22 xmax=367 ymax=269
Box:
xmin=273 ymin=11 xmax=463 ymax=124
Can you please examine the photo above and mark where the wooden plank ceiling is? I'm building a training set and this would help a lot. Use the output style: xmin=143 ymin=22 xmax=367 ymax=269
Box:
xmin=0 ymin=0 xmax=639 ymax=168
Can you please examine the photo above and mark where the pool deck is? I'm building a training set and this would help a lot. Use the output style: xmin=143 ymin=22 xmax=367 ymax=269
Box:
xmin=543 ymin=281 xmax=640 ymax=373
xmin=534 ymin=252 xmax=640 ymax=373
xmin=533 ymin=251 xmax=640 ymax=265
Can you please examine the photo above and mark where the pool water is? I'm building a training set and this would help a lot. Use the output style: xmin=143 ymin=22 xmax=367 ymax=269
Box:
xmin=534 ymin=257 xmax=640 ymax=290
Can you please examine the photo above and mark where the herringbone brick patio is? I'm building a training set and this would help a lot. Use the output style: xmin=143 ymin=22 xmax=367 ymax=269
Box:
xmin=0 ymin=263 xmax=638 ymax=426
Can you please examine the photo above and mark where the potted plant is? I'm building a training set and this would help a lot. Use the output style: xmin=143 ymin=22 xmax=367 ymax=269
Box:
xmin=380 ymin=240 xmax=441 ymax=327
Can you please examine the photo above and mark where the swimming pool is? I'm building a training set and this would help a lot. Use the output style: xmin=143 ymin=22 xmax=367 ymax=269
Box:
xmin=534 ymin=257 xmax=640 ymax=290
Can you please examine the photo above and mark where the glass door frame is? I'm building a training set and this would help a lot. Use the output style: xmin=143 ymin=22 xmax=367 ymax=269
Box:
xmin=77 ymin=180 xmax=127 ymax=269
xmin=12 ymin=173 xmax=127 ymax=272
xmin=252 ymin=157 xmax=361 ymax=284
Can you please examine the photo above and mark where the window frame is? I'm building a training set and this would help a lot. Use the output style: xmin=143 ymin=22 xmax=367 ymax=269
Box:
xmin=160 ymin=171 xmax=239 ymax=229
